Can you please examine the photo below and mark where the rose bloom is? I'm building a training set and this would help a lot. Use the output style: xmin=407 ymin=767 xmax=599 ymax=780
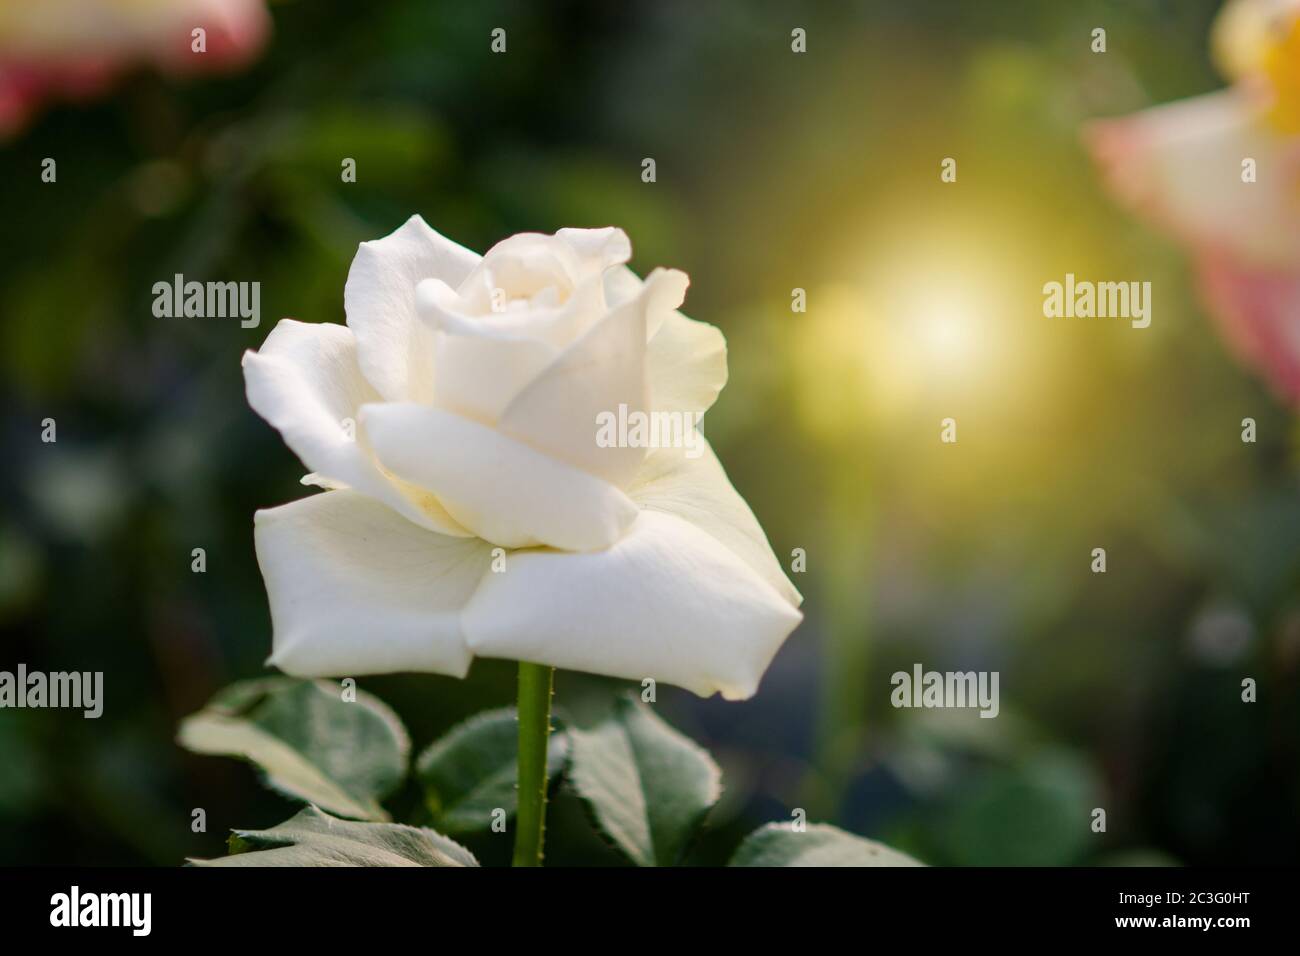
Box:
xmin=243 ymin=219 xmax=803 ymax=700
xmin=1087 ymin=0 xmax=1300 ymax=403
xmin=0 ymin=0 xmax=270 ymax=136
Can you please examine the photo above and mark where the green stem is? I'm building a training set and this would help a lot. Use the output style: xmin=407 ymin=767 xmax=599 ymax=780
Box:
xmin=512 ymin=661 xmax=555 ymax=867
xmin=806 ymin=453 xmax=874 ymax=818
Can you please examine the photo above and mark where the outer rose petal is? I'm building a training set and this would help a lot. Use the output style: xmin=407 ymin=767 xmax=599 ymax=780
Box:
xmin=1086 ymin=90 xmax=1300 ymax=269
xmin=647 ymin=308 xmax=728 ymax=416
xmin=256 ymin=490 xmax=493 ymax=678
xmin=243 ymin=319 xmax=467 ymax=535
xmin=361 ymin=403 xmax=639 ymax=551
xmin=607 ymin=265 xmax=728 ymax=416
xmin=497 ymin=268 xmax=689 ymax=487
xmin=1196 ymin=252 xmax=1300 ymax=402
xmin=629 ymin=442 xmax=802 ymax=608
xmin=462 ymin=511 xmax=803 ymax=700
xmin=344 ymin=215 xmax=481 ymax=403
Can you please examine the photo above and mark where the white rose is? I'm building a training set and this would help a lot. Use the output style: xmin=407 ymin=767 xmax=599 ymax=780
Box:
xmin=243 ymin=217 xmax=802 ymax=700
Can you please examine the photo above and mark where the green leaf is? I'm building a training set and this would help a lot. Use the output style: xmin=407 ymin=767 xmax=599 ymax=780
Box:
xmin=190 ymin=806 xmax=478 ymax=867
xmin=938 ymin=752 xmax=1099 ymax=866
xmin=729 ymin=823 xmax=924 ymax=867
xmin=567 ymin=696 xmax=721 ymax=866
xmin=416 ymin=707 xmax=568 ymax=834
xmin=177 ymin=678 xmax=409 ymax=821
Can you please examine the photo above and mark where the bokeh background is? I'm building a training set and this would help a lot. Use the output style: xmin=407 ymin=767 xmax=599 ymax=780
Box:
xmin=3 ymin=0 xmax=1298 ymax=866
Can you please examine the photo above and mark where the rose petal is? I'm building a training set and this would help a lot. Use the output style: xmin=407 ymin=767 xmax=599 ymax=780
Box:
xmin=452 ymin=228 xmax=629 ymax=314
xmin=1086 ymin=90 xmax=1300 ymax=269
xmin=496 ymin=268 xmax=688 ymax=487
xmin=1196 ymin=251 xmax=1300 ymax=403
xmin=606 ymin=265 xmax=728 ymax=415
xmin=243 ymin=318 xmax=468 ymax=535
xmin=629 ymin=442 xmax=802 ymax=607
xmin=360 ymin=403 xmax=639 ymax=551
xmin=256 ymin=490 xmax=493 ymax=678
xmin=344 ymin=214 xmax=481 ymax=403
xmin=462 ymin=510 xmax=803 ymax=700
xmin=159 ymin=0 xmax=271 ymax=71
xmin=412 ymin=229 xmax=639 ymax=422
xmin=417 ymin=274 xmax=567 ymax=423
xmin=426 ymin=228 xmax=629 ymax=344
xmin=300 ymin=472 xmax=347 ymax=490
xmin=454 ymin=233 xmax=577 ymax=314
xmin=554 ymin=226 xmax=633 ymax=276
xmin=419 ymin=276 xmax=628 ymax=424
xmin=603 ymin=263 xmax=645 ymax=309
xmin=647 ymin=307 xmax=728 ymax=417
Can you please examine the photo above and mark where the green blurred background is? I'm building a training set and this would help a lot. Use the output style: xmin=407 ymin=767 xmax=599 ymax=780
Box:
xmin=2 ymin=0 xmax=1298 ymax=866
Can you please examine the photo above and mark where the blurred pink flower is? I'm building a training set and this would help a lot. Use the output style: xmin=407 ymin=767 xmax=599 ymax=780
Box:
xmin=1087 ymin=0 xmax=1300 ymax=403
xmin=0 ymin=0 xmax=270 ymax=136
